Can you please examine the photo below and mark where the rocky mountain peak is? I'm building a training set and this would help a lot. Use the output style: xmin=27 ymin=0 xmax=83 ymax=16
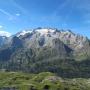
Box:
xmin=14 ymin=28 xmax=88 ymax=50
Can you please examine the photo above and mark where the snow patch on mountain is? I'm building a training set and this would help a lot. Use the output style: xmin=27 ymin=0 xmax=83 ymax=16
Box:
xmin=36 ymin=28 xmax=56 ymax=35
xmin=16 ymin=30 xmax=32 ymax=37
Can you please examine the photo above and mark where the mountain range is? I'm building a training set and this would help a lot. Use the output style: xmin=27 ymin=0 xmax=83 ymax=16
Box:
xmin=0 ymin=28 xmax=90 ymax=78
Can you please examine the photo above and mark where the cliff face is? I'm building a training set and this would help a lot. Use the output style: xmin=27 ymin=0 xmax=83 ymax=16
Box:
xmin=0 ymin=28 xmax=90 ymax=78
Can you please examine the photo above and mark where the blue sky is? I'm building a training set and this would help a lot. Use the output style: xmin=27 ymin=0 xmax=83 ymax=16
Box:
xmin=0 ymin=0 xmax=90 ymax=38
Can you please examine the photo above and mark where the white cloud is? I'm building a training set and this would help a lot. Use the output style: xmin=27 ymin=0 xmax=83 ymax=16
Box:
xmin=0 ymin=25 xmax=11 ymax=37
xmin=0 ymin=30 xmax=11 ymax=37
xmin=0 ymin=25 xmax=3 ymax=29
xmin=16 ymin=13 xmax=21 ymax=16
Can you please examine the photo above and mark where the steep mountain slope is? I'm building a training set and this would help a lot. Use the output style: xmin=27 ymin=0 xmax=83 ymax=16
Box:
xmin=15 ymin=28 xmax=90 ymax=60
xmin=0 ymin=28 xmax=90 ymax=78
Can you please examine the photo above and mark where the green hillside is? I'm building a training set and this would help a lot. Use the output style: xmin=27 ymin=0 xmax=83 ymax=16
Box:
xmin=0 ymin=71 xmax=90 ymax=90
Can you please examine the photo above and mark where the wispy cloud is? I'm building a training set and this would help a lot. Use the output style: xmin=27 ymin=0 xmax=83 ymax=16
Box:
xmin=10 ymin=0 xmax=29 ymax=15
xmin=76 ymin=0 xmax=90 ymax=25
xmin=0 ymin=8 xmax=12 ymax=17
xmin=43 ymin=0 xmax=73 ymax=27
xmin=53 ymin=0 xmax=71 ymax=16
xmin=0 ymin=8 xmax=21 ymax=22
xmin=51 ymin=0 xmax=90 ymax=25
xmin=0 ymin=8 xmax=14 ymax=21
